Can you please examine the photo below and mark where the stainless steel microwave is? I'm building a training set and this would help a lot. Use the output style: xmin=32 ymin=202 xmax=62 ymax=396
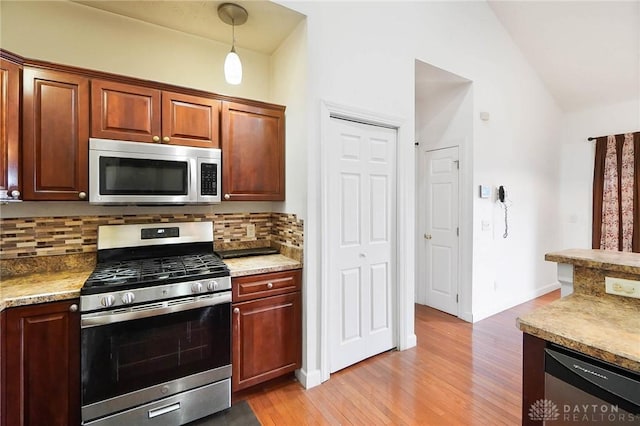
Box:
xmin=89 ymin=138 xmax=221 ymax=205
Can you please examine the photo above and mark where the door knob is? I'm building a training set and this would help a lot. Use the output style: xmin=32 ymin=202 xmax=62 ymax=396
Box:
xmin=424 ymin=234 xmax=432 ymax=240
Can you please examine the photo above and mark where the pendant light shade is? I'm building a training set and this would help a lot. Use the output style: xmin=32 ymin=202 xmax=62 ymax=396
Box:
xmin=218 ymin=3 xmax=248 ymax=85
xmin=224 ymin=47 xmax=242 ymax=85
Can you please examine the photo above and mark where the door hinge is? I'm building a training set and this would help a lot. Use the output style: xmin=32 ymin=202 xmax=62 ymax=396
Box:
xmin=456 ymin=227 xmax=459 ymax=236
xmin=453 ymin=160 xmax=459 ymax=169
xmin=456 ymin=294 xmax=459 ymax=303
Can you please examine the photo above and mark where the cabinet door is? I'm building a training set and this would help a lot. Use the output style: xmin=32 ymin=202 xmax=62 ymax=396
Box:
xmin=0 ymin=58 xmax=20 ymax=198
xmin=221 ymin=101 xmax=285 ymax=201
xmin=232 ymin=292 xmax=301 ymax=391
xmin=91 ymin=79 xmax=161 ymax=143
xmin=162 ymin=91 xmax=220 ymax=148
xmin=22 ymin=68 xmax=89 ymax=200
xmin=4 ymin=300 xmax=80 ymax=426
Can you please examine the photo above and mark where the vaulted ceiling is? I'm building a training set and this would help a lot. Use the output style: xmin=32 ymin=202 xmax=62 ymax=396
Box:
xmin=73 ymin=1 xmax=640 ymax=113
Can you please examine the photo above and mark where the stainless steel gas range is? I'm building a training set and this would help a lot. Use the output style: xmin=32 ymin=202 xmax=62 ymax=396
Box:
xmin=80 ymin=221 xmax=231 ymax=426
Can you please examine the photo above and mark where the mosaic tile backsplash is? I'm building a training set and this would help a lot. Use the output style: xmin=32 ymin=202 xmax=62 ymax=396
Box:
xmin=0 ymin=212 xmax=303 ymax=260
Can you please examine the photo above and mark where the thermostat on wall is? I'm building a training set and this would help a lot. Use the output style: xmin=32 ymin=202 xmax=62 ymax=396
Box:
xmin=479 ymin=185 xmax=491 ymax=199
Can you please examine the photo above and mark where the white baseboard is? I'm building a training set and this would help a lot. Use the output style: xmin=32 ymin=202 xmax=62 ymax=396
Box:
xmin=472 ymin=282 xmax=560 ymax=323
xmin=295 ymin=368 xmax=323 ymax=389
xmin=459 ymin=310 xmax=473 ymax=323
xmin=399 ymin=333 xmax=417 ymax=350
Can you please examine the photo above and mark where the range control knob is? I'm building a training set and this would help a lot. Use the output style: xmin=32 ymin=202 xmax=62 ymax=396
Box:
xmin=121 ymin=292 xmax=135 ymax=304
xmin=101 ymin=295 xmax=115 ymax=307
xmin=191 ymin=282 xmax=203 ymax=293
xmin=207 ymin=280 xmax=219 ymax=291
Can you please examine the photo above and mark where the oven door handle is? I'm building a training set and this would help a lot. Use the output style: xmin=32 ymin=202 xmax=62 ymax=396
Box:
xmin=81 ymin=292 xmax=231 ymax=328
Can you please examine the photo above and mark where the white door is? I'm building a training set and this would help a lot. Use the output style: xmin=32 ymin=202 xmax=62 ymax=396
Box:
xmin=328 ymin=116 xmax=396 ymax=373
xmin=420 ymin=147 xmax=459 ymax=315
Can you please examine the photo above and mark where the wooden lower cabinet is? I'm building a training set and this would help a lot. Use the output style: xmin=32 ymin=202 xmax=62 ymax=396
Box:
xmin=232 ymin=269 xmax=302 ymax=391
xmin=522 ymin=333 xmax=546 ymax=426
xmin=2 ymin=300 xmax=80 ymax=426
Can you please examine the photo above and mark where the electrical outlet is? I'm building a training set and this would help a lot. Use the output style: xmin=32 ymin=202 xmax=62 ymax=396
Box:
xmin=605 ymin=276 xmax=640 ymax=299
xmin=246 ymin=223 xmax=256 ymax=238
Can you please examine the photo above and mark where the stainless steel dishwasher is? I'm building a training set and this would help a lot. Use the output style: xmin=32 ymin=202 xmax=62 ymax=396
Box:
xmin=541 ymin=344 xmax=640 ymax=425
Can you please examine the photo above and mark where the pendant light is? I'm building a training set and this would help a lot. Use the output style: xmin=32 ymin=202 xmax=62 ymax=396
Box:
xmin=218 ymin=3 xmax=248 ymax=85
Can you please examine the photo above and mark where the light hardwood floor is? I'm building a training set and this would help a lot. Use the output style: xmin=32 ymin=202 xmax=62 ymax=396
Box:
xmin=237 ymin=290 xmax=560 ymax=425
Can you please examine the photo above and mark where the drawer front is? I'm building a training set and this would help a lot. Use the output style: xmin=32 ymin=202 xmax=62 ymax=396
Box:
xmin=232 ymin=269 xmax=301 ymax=302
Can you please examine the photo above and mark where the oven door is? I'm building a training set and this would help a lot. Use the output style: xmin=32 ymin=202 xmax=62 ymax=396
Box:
xmin=81 ymin=295 xmax=231 ymax=423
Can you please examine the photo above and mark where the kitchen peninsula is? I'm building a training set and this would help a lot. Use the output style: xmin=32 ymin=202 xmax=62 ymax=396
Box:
xmin=517 ymin=249 xmax=640 ymax=425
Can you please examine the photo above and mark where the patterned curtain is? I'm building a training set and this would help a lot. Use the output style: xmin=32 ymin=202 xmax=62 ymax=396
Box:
xmin=592 ymin=132 xmax=640 ymax=252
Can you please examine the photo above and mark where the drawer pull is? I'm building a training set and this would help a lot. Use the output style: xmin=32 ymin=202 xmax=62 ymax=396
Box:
xmin=267 ymin=282 xmax=274 ymax=289
xmin=148 ymin=402 xmax=180 ymax=418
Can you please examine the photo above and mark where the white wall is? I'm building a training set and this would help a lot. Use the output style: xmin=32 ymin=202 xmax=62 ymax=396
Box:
xmin=560 ymin=99 xmax=640 ymax=250
xmin=279 ymin=0 xmax=565 ymax=385
xmin=269 ymin=20 xmax=308 ymax=220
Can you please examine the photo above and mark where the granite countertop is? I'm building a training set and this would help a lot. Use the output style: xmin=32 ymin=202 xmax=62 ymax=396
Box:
xmin=545 ymin=248 xmax=640 ymax=275
xmin=225 ymin=254 xmax=302 ymax=277
xmin=1 ymin=254 xmax=302 ymax=312
xmin=517 ymin=293 xmax=640 ymax=373
xmin=1 ymin=268 xmax=93 ymax=311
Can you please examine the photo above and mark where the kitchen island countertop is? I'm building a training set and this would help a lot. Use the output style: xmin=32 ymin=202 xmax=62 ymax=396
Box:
xmin=517 ymin=292 xmax=640 ymax=373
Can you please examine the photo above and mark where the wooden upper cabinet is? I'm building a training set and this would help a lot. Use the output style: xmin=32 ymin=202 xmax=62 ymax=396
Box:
xmin=0 ymin=58 xmax=20 ymax=198
xmin=221 ymin=101 xmax=285 ymax=201
xmin=91 ymin=80 xmax=220 ymax=147
xmin=22 ymin=67 xmax=89 ymax=201
xmin=91 ymin=79 xmax=161 ymax=143
xmin=162 ymin=91 xmax=220 ymax=148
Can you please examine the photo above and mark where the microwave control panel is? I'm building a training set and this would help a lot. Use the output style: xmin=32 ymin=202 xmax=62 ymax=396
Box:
xmin=201 ymin=163 xmax=218 ymax=196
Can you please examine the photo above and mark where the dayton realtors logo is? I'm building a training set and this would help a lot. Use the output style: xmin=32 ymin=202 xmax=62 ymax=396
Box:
xmin=529 ymin=399 xmax=560 ymax=421
xmin=528 ymin=399 xmax=639 ymax=423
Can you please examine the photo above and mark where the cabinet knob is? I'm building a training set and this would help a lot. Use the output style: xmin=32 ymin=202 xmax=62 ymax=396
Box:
xmin=233 ymin=307 xmax=240 ymax=314
xmin=153 ymin=136 xmax=160 ymax=142
xmin=69 ymin=304 xmax=78 ymax=312
xmin=267 ymin=282 xmax=273 ymax=289
xmin=224 ymin=194 xmax=231 ymax=200
xmin=424 ymin=234 xmax=432 ymax=240
xmin=10 ymin=190 xmax=20 ymax=198
xmin=78 ymin=191 xmax=87 ymax=199
xmin=163 ymin=136 xmax=170 ymax=143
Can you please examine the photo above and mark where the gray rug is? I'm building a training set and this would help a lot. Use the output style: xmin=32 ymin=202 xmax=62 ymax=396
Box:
xmin=187 ymin=401 xmax=261 ymax=426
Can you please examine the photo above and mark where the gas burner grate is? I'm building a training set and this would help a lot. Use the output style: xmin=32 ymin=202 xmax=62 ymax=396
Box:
xmin=83 ymin=253 xmax=229 ymax=292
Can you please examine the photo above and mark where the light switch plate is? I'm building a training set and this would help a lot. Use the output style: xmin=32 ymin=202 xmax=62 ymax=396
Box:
xmin=605 ymin=276 xmax=640 ymax=299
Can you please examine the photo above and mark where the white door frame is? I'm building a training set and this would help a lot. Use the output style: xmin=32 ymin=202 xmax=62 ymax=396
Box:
xmin=319 ymin=100 xmax=413 ymax=382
